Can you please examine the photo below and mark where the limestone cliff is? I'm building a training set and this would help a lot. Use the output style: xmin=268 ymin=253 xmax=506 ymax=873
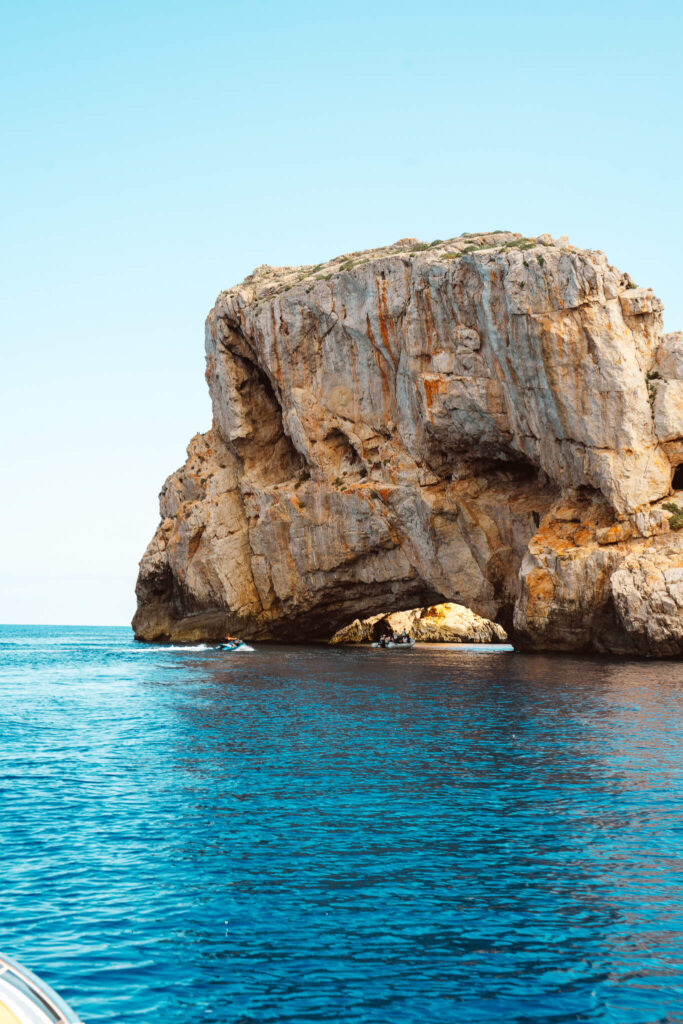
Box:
xmin=133 ymin=232 xmax=683 ymax=655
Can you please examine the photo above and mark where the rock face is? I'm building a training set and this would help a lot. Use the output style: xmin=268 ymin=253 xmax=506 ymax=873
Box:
xmin=133 ymin=232 xmax=683 ymax=655
xmin=329 ymin=603 xmax=508 ymax=645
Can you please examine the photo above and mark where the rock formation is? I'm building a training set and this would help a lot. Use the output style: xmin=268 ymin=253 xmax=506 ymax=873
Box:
xmin=329 ymin=602 xmax=508 ymax=645
xmin=133 ymin=232 xmax=683 ymax=655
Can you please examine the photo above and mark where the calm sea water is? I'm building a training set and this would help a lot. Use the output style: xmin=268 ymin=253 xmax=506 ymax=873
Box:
xmin=1 ymin=626 xmax=683 ymax=1023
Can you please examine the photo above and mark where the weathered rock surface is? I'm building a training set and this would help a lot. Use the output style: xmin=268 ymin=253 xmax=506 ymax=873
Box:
xmin=656 ymin=332 xmax=683 ymax=380
xmin=329 ymin=602 xmax=508 ymax=644
xmin=653 ymin=380 xmax=683 ymax=442
xmin=513 ymin=493 xmax=682 ymax=653
xmin=611 ymin=555 xmax=683 ymax=657
xmin=133 ymin=232 xmax=683 ymax=655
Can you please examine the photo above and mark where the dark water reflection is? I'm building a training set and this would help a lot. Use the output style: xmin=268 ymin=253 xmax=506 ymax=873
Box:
xmin=1 ymin=626 xmax=683 ymax=1022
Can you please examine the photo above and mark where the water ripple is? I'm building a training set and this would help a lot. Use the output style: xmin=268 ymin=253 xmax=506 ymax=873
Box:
xmin=1 ymin=626 xmax=683 ymax=1022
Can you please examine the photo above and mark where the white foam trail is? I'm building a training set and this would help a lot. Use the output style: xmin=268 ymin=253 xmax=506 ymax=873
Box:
xmin=144 ymin=643 xmax=213 ymax=652
xmin=144 ymin=642 xmax=257 ymax=653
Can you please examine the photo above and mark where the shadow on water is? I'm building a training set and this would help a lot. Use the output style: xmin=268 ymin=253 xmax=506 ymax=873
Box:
xmin=2 ymin=629 xmax=683 ymax=1022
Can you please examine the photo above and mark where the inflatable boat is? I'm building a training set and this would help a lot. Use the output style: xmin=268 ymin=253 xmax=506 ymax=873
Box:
xmin=371 ymin=639 xmax=416 ymax=650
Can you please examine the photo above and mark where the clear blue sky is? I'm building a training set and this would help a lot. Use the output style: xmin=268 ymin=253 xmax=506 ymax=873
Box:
xmin=1 ymin=0 xmax=682 ymax=625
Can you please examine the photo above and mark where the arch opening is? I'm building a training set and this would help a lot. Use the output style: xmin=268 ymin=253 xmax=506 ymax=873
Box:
xmin=328 ymin=600 xmax=509 ymax=646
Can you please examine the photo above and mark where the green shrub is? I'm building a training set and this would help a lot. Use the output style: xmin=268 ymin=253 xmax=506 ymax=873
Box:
xmin=501 ymin=237 xmax=549 ymax=252
xmin=502 ymin=237 xmax=533 ymax=249
xmin=662 ymin=501 xmax=683 ymax=530
xmin=646 ymin=372 xmax=661 ymax=406
xmin=443 ymin=241 xmax=504 ymax=260
xmin=462 ymin=231 xmax=508 ymax=238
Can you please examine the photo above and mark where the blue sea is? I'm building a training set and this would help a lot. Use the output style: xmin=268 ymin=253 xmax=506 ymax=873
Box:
xmin=1 ymin=625 xmax=683 ymax=1023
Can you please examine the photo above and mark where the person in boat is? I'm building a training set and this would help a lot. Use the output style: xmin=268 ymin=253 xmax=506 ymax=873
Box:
xmin=401 ymin=628 xmax=408 ymax=643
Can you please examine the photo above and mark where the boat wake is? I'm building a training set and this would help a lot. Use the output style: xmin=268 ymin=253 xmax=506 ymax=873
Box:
xmin=143 ymin=643 xmax=214 ymax=652
xmin=141 ymin=642 xmax=256 ymax=653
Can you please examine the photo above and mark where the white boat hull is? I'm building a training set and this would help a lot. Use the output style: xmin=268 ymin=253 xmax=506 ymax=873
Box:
xmin=371 ymin=639 xmax=416 ymax=650
xmin=0 ymin=952 xmax=83 ymax=1023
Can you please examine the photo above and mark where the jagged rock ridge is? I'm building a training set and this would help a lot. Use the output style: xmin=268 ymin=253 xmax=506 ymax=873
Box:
xmin=133 ymin=232 xmax=683 ymax=655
